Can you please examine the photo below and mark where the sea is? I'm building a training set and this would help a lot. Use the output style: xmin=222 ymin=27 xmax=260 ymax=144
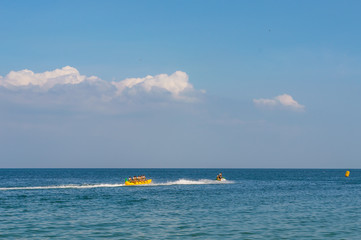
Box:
xmin=1 ymin=168 xmax=360 ymax=239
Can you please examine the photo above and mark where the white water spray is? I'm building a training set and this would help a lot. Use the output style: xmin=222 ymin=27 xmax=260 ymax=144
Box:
xmin=0 ymin=179 xmax=233 ymax=191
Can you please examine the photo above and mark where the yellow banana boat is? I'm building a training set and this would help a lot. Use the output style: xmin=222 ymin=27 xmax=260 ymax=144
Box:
xmin=125 ymin=179 xmax=152 ymax=186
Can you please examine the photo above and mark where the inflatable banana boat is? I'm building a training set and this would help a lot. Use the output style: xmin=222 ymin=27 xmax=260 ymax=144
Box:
xmin=125 ymin=179 xmax=152 ymax=186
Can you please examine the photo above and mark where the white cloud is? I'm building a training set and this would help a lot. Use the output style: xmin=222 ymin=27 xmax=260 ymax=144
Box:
xmin=0 ymin=66 xmax=97 ymax=90
xmin=111 ymin=71 xmax=198 ymax=101
xmin=253 ymin=94 xmax=305 ymax=111
xmin=0 ymin=66 xmax=203 ymax=103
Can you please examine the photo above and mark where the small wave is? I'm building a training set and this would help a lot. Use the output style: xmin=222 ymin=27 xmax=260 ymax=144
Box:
xmin=0 ymin=183 xmax=125 ymax=191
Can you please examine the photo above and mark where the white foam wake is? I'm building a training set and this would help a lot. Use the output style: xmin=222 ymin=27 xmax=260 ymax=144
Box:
xmin=151 ymin=178 xmax=233 ymax=186
xmin=0 ymin=179 xmax=233 ymax=191
xmin=0 ymin=183 xmax=125 ymax=191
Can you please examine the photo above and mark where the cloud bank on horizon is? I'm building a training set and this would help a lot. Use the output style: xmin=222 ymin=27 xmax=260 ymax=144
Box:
xmin=253 ymin=94 xmax=305 ymax=111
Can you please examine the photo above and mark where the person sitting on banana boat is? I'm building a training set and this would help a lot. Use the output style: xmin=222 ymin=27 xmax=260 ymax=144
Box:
xmin=126 ymin=175 xmax=147 ymax=183
xmin=126 ymin=176 xmax=138 ymax=183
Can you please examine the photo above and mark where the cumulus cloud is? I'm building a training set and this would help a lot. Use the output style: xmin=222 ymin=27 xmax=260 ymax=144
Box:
xmin=111 ymin=71 xmax=199 ymax=102
xmin=0 ymin=66 xmax=98 ymax=90
xmin=0 ymin=66 xmax=203 ymax=106
xmin=253 ymin=94 xmax=305 ymax=111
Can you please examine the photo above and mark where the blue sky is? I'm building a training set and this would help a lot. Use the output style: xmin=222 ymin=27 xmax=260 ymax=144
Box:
xmin=1 ymin=0 xmax=361 ymax=167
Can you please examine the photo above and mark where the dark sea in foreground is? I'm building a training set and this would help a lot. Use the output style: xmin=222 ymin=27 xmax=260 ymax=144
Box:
xmin=1 ymin=169 xmax=360 ymax=239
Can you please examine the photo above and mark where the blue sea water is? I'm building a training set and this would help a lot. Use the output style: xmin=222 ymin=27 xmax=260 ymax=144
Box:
xmin=1 ymin=169 xmax=361 ymax=239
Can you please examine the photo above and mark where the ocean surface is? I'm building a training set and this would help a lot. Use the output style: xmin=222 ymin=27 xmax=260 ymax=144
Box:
xmin=1 ymin=169 xmax=361 ymax=239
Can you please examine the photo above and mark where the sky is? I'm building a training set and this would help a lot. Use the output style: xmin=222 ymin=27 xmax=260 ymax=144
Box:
xmin=1 ymin=0 xmax=361 ymax=168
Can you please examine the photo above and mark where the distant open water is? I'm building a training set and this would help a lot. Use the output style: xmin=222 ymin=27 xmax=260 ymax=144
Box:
xmin=1 ymin=169 xmax=361 ymax=239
